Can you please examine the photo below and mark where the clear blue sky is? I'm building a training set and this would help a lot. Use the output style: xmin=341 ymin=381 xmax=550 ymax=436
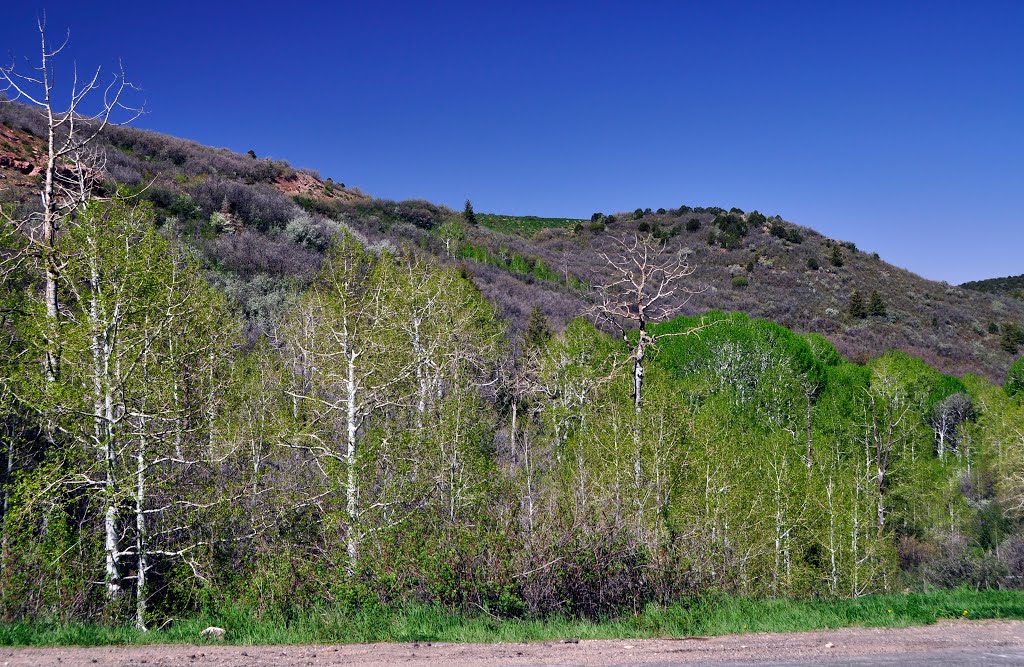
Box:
xmin=3 ymin=1 xmax=1022 ymax=283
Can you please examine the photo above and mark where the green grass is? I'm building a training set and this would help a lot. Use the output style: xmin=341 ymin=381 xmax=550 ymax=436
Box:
xmin=476 ymin=213 xmax=583 ymax=237
xmin=2 ymin=589 xmax=1022 ymax=648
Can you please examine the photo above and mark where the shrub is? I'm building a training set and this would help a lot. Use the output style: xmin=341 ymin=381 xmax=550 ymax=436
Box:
xmin=807 ymin=257 xmax=819 ymax=270
xmin=1008 ymin=355 xmax=1024 ymax=397
xmin=591 ymin=212 xmax=603 ymax=222
xmin=686 ymin=218 xmax=701 ymax=232
xmin=633 ymin=208 xmax=644 ymax=220
xmin=398 ymin=199 xmax=445 ymax=230
xmin=588 ymin=220 xmax=606 ymax=232
xmin=747 ymin=210 xmax=767 ymax=227
xmin=637 ymin=221 xmax=651 ymax=233
xmin=656 ymin=207 xmax=666 ymax=215
xmin=284 ymin=212 xmax=330 ymax=250
xmin=731 ymin=275 xmax=749 ymax=289
xmin=1001 ymin=322 xmax=1024 ymax=353
xmin=714 ymin=213 xmax=748 ymax=238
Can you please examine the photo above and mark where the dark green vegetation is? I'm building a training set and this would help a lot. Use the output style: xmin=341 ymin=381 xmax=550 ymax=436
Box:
xmin=0 ymin=589 xmax=1020 ymax=647
xmin=2 ymin=100 xmax=1024 ymax=640
xmin=963 ymin=274 xmax=1024 ymax=301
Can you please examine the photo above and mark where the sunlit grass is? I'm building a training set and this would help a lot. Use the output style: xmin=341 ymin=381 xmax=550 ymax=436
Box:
xmin=2 ymin=588 xmax=1021 ymax=647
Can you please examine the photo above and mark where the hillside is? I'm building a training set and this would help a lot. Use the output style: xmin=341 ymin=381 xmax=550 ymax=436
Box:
xmin=963 ymin=274 xmax=1024 ymax=301
xmin=1 ymin=101 xmax=1022 ymax=381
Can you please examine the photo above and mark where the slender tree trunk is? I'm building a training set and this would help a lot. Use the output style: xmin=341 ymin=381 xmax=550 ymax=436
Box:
xmin=805 ymin=392 xmax=813 ymax=471
xmin=345 ymin=347 xmax=359 ymax=577
xmin=135 ymin=422 xmax=147 ymax=631
xmin=633 ymin=342 xmax=645 ymax=416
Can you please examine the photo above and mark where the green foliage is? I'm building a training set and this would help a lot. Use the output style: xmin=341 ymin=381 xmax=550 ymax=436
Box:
xmin=685 ymin=218 xmax=701 ymax=232
xmin=868 ymin=290 xmax=887 ymax=317
xmin=524 ymin=306 xmax=552 ymax=349
xmin=731 ymin=275 xmax=749 ymax=289
xmin=463 ymin=199 xmax=477 ymax=225
xmin=830 ymin=246 xmax=844 ymax=267
xmin=476 ymin=213 xmax=583 ymax=237
xmin=2 ymin=590 xmax=1023 ymax=647
xmin=1002 ymin=322 xmax=1024 ymax=353
xmin=849 ymin=290 xmax=867 ymax=318
xmin=1008 ymin=356 xmax=1024 ymax=397
xmin=807 ymin=257 xmax=819 ymax=270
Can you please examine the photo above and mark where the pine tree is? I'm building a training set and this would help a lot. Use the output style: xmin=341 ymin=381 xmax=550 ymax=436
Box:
xmin=463 ymin=199 xmax=477 ymax=225
xmin=868 ymin=290 xmax=887 ymax=317
xmin=849 ymin=290 xmax=867 ymax=318
xmin=830 ymin=246 xmax=844 ymax=267
xmin=524 ymin=306 xmax=552 ymax=349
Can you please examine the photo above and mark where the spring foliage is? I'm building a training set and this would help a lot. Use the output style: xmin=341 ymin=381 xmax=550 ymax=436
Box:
xmin=0 ymin=203 xmax=1023 ymax=630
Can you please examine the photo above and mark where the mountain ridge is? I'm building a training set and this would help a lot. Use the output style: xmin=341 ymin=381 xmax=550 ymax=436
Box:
xmin=1 ymin=101 xmax=1021 ymax=382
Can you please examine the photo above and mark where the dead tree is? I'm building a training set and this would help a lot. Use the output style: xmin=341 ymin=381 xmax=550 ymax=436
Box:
xmin=0 ymin=15 xmax=142 ymax=382
xmin=591 ymin=233 xmax=707 ymax=413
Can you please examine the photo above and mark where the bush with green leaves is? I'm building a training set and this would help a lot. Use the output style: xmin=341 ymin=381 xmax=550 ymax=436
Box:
xmin=1002 ymin=322 xmax=1024 ymax=353
xmin=1008 ymin=356 xmax=1024 ymax=396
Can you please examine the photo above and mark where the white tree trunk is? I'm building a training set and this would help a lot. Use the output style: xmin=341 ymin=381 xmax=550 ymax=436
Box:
xmin=345 ymin=347 xmax=359 ymax=577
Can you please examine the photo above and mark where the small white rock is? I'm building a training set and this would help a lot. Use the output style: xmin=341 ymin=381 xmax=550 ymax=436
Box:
xmin=199 ymin=626 xmax=226 ymax=640
xmin=825 ymin=642 xmax=835 ymax=648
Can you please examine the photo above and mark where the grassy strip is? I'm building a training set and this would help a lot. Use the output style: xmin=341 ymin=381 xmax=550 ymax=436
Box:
xmin=2 ymin=589 xmax=1023 ymax=647
xmin=476 ymin=213 xmax=583 ymax=237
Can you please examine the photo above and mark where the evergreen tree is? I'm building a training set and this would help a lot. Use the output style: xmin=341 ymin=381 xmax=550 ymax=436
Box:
xmin=849 ymin=290 xmax=867 ymax=318
xmin=830 ymin=245 xmax=844 ymax=267
xmin=868 ymin=290 xmax=887 ymax=317
xmin=524 ymin=306 xmax=552 ymax=349
xmin=1002 ymin=322 xmax=1024 ymax=353
xmin=463 ymin=198 xmax=477 ymax=225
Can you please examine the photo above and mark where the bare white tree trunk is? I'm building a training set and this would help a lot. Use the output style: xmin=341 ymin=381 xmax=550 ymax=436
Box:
xmin=345 ymin=345 xmax=359 ymax=577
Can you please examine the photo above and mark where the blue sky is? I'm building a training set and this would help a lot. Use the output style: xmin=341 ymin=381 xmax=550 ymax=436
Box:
xmin=3 ymin=1 xmax=1022 ymax=283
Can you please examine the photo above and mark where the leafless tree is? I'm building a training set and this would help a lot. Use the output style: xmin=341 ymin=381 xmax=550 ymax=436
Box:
xmin=591 ymin=233 xmax=709 ymax=413
xmin=0 ymin=15 xmax=142 ymax=382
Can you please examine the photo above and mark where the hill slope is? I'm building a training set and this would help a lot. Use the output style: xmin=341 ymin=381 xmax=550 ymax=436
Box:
xmin=962 ymin=274 xmax=1024 ymax=301
xmin=1 ymin=103 xmax=1021 ymax=381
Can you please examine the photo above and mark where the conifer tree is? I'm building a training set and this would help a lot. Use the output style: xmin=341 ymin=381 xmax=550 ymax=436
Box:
xmin=463 ymin=199 xmax=477 ymax=225
xmin=849 ymin=290 xmax=867 ymax=318
xmin=830 ymin=245 xmax=844 ymax=267
xmin=868 ymin=290 xmax=887 ymax=317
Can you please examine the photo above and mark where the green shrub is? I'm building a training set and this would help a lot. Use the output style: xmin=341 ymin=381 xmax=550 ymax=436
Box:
xmin=1008 ymin=356 xmax=1024 ymax=396
xmin=732 ymin=275 xmax=749 ymax=289
xmin=686 ymin=218 xmax=701 ymax=232
xmin=1002 ymin=322 xmax=1024 ymax=353
xmin=807 ymin=257 xmax=819 ymax=270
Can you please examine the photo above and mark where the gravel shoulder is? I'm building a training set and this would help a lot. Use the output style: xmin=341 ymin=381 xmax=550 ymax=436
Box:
xmin=5 ymin=619 xmax=1024 ymax=667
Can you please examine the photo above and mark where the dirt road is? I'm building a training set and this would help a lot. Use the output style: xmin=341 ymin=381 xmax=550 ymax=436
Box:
xmin=5 ymin=619 xmax=1024 ymax=666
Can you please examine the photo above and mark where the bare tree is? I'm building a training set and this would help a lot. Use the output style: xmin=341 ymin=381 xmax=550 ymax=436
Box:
xmin=0 ymin=15 xmax=142 ymax=382
xmin=591 ymin=233 xmax=708 ymax=413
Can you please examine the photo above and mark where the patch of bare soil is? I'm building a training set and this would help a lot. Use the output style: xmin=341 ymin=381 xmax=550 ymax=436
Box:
xmin=5 ymin=619 xmax=1024 ymax=667
xmin=273 ymin=170 xmax=368 ymax=204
